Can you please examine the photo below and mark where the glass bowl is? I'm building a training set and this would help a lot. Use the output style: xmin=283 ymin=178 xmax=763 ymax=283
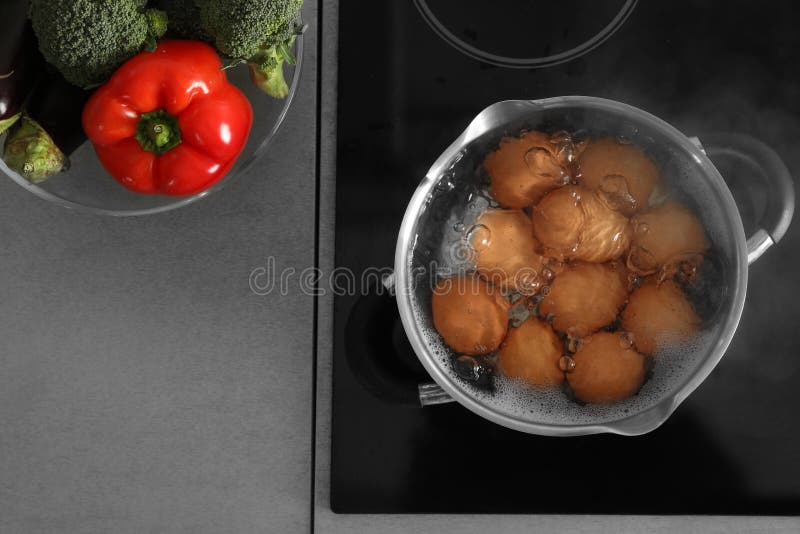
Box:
xmin=0 ymin=34 xmax=304 ymax=216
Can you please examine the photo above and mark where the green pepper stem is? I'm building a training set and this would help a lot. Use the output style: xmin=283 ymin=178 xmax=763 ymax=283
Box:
xmin=135 ymin=110 xmax=182 ymax=155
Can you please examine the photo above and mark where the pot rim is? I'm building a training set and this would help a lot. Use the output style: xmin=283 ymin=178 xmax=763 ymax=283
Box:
xmin=393 ymin=96 xmax=748 ymax=436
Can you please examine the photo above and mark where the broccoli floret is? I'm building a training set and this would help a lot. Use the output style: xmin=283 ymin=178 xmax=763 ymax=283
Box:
xmin=248 ymin=35 xmax=298 ymax=99
xmin=195 ymin=0 xmax=302 ymax=58
xmin=29 ymin=0 xmax=168 ymax=88
xmin=194 ymin=0 xmax=304 ymax=98
xmin=144 ymin=8 xmax=169 ymax=41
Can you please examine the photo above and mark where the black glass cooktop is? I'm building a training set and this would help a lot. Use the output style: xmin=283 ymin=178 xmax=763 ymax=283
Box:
xmin=331 ymin=0 xmax=800 ymax=514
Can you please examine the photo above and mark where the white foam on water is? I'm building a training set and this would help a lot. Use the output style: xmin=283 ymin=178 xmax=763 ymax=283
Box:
xmin=411 ymin=288 xmax=717 ymax=426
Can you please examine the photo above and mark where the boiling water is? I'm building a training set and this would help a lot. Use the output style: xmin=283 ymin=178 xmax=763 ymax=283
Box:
xmin=405 ymin=107 xmax=738 ymax=427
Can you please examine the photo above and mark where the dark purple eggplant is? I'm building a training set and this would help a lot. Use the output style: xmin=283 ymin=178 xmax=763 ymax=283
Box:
xmin=0 ymin=4 xmax=43 ymax=135
xmin=3 ymin=72 xmax=93 ymax=183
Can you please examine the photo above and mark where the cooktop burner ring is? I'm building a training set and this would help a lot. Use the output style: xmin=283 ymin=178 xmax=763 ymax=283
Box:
xmin=413 ymin=0 xmax=638 ymax=69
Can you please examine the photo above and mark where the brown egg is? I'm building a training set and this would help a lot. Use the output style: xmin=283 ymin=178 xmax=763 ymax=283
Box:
xmin=432 ymin=275 xmax=510 ymax=355
xmin=577 ymin=137 xmax=661 ymax=215
xmin=539 ymin=261 xmax=629 ymax=339
xmin=472 ymin=209 xmax=546 ymax=294
xmin=531 ymin=185 xmax=583 ymax=256
xmin=567 ymin=331 xmax=647 ymax=403
xmin=486 ymin=131 xmax=572 ymax=209
xmin=621 ymin=277 xmax=701 ymax=355
xmin=532 ymin=185 xmax=632 ymax=263
xmin=627 ymin=202 xmax=710 ymax=276
xmin=498 ymin=317 xmax=565 ymax=386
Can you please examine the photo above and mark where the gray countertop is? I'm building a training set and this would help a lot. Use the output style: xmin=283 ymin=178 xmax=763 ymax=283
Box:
xmin=0 ymin=2 xmax=317 ymax=532
xmin=1 ymin=1 xmax=799 ymax=532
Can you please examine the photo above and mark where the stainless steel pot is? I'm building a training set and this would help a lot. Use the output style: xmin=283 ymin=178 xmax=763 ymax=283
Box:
xmin=393 ymin=97 xmax=795 ymax=436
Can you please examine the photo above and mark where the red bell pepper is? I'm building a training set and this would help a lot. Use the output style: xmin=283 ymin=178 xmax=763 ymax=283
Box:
xmin=82 ymin=40 xmax=253 ymax=196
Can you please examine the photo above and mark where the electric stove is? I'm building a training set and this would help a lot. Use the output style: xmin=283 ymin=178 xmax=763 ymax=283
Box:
xmin=331 ymin=0 xmax=800 ymax=514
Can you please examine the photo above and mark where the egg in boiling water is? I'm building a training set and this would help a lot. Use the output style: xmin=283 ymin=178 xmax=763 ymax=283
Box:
xmin=532 ymin=185 xmax=632 ymax=263
xmin=497 ymin=316 xmax=565 ymax=387
xmin=567 ymin=331 xmax=647 ymax=404
xmin=471 ymin=209 xmax=546 ymax=295
xmin=539 ymin=261 xmax=629 ymax=339
xmin=486 ymin=131 xmax=573 ymax=209
xmin=621 ymin=277 xmax=701 ymax=355
xmin=577 ymin=137 xmax=661 ymax=216
xmin=432 ymin=275 xmax=510 ymax=355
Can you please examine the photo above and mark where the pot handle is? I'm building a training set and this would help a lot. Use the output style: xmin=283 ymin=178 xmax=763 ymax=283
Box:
xmin=418 ymin=383 xmax=456 ymax=406
xmin=691 ymin=134 xmax=795 ymax=264
xmin=382 ymin=273 xmax=456 ymax=406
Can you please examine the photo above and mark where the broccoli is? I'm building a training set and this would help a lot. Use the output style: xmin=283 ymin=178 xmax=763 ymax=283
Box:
xmin=247 ymin=35 xmax=299 ymax=99
xmin=194 ymin=0 xmax=304 ymax=98
xmin=29 ymin=0 xmax=168 ymax=88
